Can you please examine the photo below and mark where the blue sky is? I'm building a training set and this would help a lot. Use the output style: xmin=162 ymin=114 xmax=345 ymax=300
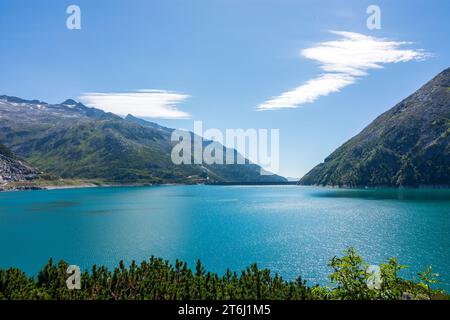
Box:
xmin=1 ymin=0 xmax=449 ymax=178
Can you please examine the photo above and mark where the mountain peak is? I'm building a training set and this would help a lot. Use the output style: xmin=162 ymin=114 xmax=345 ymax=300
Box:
xmin=61 ymin=99 xmax=78 ymax=105
xmin=299 ymin=68 xmax=450 ymax=187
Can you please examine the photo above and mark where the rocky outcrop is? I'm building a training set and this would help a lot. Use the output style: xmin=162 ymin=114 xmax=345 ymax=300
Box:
xmin=0 ymin=144 xmax=38 ymax=182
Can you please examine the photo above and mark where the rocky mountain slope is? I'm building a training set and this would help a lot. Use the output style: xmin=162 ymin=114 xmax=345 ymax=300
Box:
xmin=0 ymin=143 xmax=37 ymax=182
xmin=299 ymin=68 xmax=450 ymax=187
xmin=0 ymin=96 xmax=285 ymax=184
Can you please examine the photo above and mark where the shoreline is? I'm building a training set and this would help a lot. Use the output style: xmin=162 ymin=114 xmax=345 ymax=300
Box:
xmin=0 ymin=180 xmax=301 ymax=192
xmin=0 ymin=182 xmax=164 ymax=192
xmin=2 ymin=181 xmax=450 ymax=193
xmin=44 ymin=183 xmax=99 ymax=190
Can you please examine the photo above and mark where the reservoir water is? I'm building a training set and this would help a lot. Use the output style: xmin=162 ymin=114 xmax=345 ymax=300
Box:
xmin=0 ymin=185 xmax=449 ymax=290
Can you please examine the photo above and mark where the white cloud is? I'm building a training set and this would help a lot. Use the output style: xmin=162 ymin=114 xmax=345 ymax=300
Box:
xmin=257 ymin=31 xmax=429 ymax=111
xmin=79 ymin=89 xmax=191 ymax=119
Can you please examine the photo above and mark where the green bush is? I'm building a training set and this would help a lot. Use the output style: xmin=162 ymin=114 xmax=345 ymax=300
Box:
xmin=0 ymin=248 xmax=447 ymax=300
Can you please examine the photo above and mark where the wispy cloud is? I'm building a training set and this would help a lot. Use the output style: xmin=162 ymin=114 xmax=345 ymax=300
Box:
xmin=79 ymin=89 xmax=191 ymax=119
xmin=257 ymin=31 xmax=429 ymax=111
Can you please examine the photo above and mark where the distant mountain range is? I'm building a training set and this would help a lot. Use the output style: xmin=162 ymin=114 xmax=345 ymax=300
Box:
xmin=300 ymin=68 xmax=450 ymax=187
xmin=0 ymin=96 xmax=286 ymax=184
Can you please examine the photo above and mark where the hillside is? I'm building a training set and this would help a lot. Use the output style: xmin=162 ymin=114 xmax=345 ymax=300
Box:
xmin=0 ymin=96 xmax=286 ymax=184
xmin=0 ymin=143 xmax=37 ymax=183
xmin=299 ymin=68 xmax=450 ymax=187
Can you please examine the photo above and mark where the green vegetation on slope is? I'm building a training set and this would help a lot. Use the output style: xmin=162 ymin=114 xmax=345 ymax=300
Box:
xmin=0 ymin=97 xmax=286 ymax=184
xmin=0 ymin=143 xmax=14 ymax=159
xmin=0 ymin=248 xmax=446 ymax=300
xmin=300 ymin=68 xmax=450 ymax=187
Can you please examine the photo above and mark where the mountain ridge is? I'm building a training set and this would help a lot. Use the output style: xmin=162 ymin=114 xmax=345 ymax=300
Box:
xmin=0 ymin=96 xmax=286 ymax=184
xmin=299 ymin=67 xmax=450 ymax=188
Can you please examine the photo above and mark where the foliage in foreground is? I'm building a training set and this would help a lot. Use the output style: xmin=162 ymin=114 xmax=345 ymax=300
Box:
xmin=0 ymin=248 xmax=447 ymax=300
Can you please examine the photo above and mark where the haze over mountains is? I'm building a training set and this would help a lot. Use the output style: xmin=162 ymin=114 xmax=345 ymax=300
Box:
xmin=300 ymin=68 xmax=450 ymax=187
xmin=0 ymin=96 xmax=286 ymax=184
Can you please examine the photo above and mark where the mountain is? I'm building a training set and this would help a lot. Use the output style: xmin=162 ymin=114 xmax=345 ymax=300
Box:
xmin=299 ymin=68 xmax=450 ymax=188
xmin=0 ymin=143 xmax=38 ymax=182
xmin=124 ymin=114 xmax=286 ymax=183
xmin=0 ymin=96 xmax=286 ymax=184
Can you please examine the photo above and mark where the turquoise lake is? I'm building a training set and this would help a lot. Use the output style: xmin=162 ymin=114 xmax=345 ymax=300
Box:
xmin=0 ymin=185 xmax=449 ymax=290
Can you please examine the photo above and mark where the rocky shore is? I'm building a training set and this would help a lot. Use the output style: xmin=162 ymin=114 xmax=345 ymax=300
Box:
xmin=0 ymin=151 xmax=38 ymax=184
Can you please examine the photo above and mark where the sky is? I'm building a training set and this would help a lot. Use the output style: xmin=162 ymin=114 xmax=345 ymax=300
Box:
xmin=0 ymin=0 xmax=449 ymax=178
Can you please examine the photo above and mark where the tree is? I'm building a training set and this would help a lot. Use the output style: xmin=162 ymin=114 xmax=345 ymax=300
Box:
xmin=418 ymin=266 xmax=440 ymax=300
